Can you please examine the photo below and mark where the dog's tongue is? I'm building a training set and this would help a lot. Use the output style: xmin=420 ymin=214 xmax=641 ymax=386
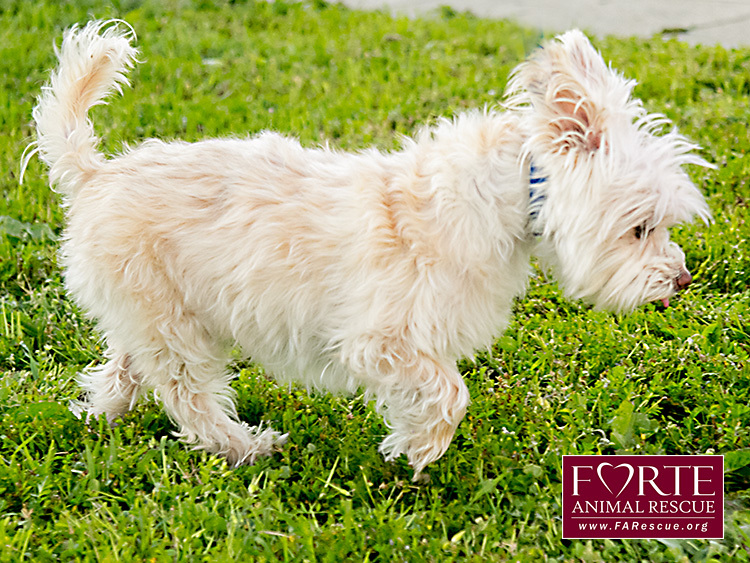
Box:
xmin=661 ymin=298 xmax=670 ymax=308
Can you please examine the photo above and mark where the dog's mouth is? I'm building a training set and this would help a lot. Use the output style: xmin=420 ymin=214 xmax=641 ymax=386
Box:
xmin=661 ymin=297 xmax=670 ymax=308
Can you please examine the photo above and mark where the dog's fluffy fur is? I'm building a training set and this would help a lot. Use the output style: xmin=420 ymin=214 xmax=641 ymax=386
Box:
xmin=28 ymin=21 xmax=710 ymax=478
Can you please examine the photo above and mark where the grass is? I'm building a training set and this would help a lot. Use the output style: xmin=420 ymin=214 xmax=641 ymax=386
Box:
xmin=1 ymin=0 xmax=749 ymax=560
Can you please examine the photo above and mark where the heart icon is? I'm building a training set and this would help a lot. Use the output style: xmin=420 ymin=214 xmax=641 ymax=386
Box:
xmin=597 ymin=463 xmax=634 ymax=497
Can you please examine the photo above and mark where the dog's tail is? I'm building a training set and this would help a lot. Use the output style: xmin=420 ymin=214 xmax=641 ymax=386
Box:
xmin=22 ymin=21 xmax=138 ymax=196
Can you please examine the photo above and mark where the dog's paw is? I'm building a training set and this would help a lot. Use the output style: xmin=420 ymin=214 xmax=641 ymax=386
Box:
xmin=225 ymin=422 xmax=288 ymax=466
xmin=405 ymin=420 xmax=459 ymax=480
xmin=378 ymin=424 xmax=454 ymax=481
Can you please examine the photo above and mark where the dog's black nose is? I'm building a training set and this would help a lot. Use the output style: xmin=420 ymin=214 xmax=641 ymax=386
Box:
xmin=675 ymin=270 xmax=693 ymax=290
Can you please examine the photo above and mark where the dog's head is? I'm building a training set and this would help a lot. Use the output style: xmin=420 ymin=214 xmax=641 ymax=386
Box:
xmin=506 ymin=30 xmax=711 ymax=312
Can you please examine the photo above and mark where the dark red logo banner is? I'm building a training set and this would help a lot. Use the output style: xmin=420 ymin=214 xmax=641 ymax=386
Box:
xmin=562 ymin=455 xmax=723 ymax=539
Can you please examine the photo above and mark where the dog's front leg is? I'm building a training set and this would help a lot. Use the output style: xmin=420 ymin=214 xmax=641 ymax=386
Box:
xmin=359 ymin=349 xmax=470 ymax=480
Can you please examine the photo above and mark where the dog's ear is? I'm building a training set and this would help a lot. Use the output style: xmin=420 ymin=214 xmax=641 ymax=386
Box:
xmin=507 ymin=30 xmax=632 ymax=153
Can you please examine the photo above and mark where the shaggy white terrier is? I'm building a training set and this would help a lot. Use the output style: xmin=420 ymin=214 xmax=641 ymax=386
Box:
xmin=26 ymin=21 xmax=710 ymax=479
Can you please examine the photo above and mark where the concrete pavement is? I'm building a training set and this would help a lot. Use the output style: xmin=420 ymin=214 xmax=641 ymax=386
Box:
xmin=340 ymin=0 xmax=750 ymax=49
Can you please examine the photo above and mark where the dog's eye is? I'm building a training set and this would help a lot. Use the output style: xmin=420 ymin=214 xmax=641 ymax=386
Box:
xmin=634 ymin=224 xmax=654 ymax=240
xmin=634 ymin=224 xmax=649 ymax=239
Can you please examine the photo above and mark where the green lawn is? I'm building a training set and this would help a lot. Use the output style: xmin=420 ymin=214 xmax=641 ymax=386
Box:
xmin=2 ymin=0 xmax=749 ymax=560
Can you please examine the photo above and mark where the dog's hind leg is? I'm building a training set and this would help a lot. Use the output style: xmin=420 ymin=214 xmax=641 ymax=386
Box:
xmin=153 ymin=359 xmax=286 ymax=465
xmin=79 ymin=348 xmax=142 ymax=424
xmin=136 ymin=317 xmax=287 ymax=466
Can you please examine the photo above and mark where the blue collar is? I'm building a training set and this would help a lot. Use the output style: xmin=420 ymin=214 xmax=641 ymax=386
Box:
xmin=528 ymin=162 xmax=547 ymax=236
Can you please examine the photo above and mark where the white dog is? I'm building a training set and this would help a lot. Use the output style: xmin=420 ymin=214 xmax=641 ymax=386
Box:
xmin=27 ymin=21 xmax=710 ymax=479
